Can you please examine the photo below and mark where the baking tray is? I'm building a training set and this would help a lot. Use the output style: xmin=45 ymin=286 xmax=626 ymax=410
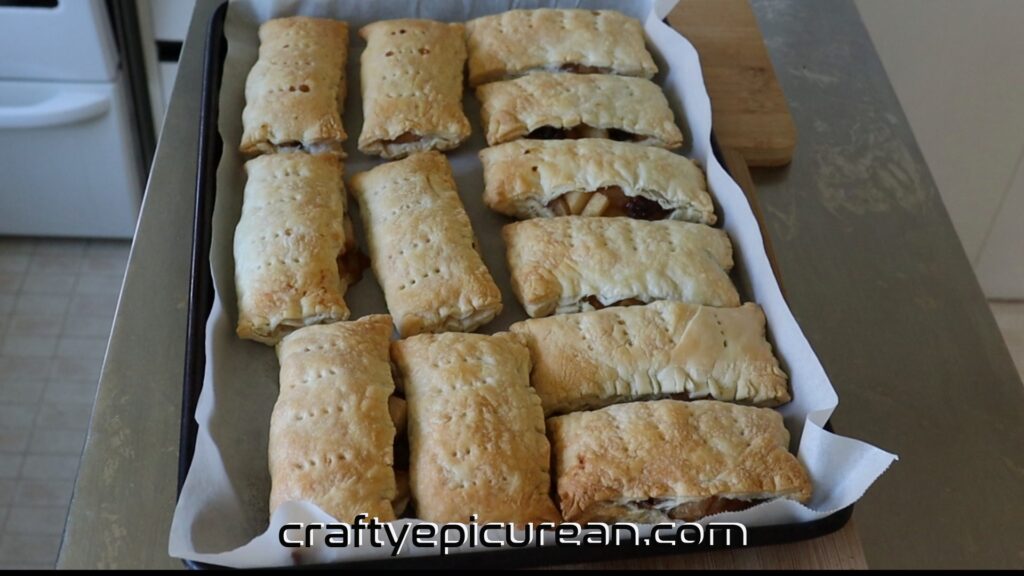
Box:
xmin=178 ymin=1 xmax=854 ymax=569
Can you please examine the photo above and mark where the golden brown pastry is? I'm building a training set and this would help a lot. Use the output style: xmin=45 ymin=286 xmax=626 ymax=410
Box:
xmin=548 ymin=399 xmax=812 ymax=523
xmin=503 ymin=217 xmax=739 ymax=318
xmin=476 ymin=73 xmax=683 ymax=148
xmin=480 ymin=139 xmax=714 ymax=224
xmin=465 ymin=9 xmax=658 ymax=87
xmin=269 ymin=316 xmax=397 ymax=522
xmin=511 ymin=302 xmax=789 ymax=416
xmin=240 ymin=17 xmax=348 ymax=156
xmin=358 ymin=19 xmax=471 ymax=159
xmin=388 ymin=396 xmax=407 ymax=437
xmin=234 ymin=153 xmax=360 ymax=345
xmin=349 ymin=152 xmax=502 ymax=337
xmin=392 ymin=332 xmax=561 ymax=524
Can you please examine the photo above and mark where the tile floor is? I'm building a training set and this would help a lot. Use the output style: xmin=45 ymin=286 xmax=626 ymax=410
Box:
xmin=0 ymin=237 xmax=1020 ymax=569
xmin=0 ymin=238 xmax=129 ymax=570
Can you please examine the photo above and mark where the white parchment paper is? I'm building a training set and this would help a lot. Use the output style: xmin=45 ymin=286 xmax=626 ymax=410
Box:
xmin=169 ymin=0 xmax=897 ymax=567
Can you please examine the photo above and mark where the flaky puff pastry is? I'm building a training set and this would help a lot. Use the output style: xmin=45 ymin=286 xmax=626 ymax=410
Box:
xmin=476 ymin=73 xmax=683 ymax=148
xmin=358 ymin=19 xmax=471 ymax=159
xmin=480 ymin=139 xmax=715 ymax=224
xmin=392 ymin=332 xmax=561 ymax=524
xmin=548 ymin=400 xmax=812 ymax=523
xmin=503 ymin=217 xmax=739 ymax=318
xmin=234 ymin=153 xmax=356 ymax=345
xmin=349 ymin=152 xmax=502 ymax=337
xmin=240 ymin=17 xmax=348 ymax=157
xmin=465 ymin=9 xmax=658 ymax=87
xmin=270 ymin=316 xmax=397 ymax=522
xmin=510 ymin=302 xmax=789 ymax=416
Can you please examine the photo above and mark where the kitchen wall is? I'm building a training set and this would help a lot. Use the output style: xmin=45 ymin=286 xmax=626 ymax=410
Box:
xmin=139 ymin=0 xmax=197 ymax=122
xmin=855 ymin=0 xmax=1024 ymax=299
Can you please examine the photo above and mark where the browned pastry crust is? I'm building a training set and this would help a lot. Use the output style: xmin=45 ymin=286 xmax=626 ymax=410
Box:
xmin=548 ymin=400 xmax=813 ymax=523
xmin=392 ymin=332 xmax=561 ymax=524
xmin=240 ymin=17 xmax=348 ymax=156
xmin=269 ymin=316 xmax=397 ymax=522
xmin=510 ymin=302 xmax=790 ymax=416
xmin=476 ymin=73 xmax=683 ymax=148
xmin=358 ymin=19 xmax=471 ymax=159
xmin=503 ymin=217 xmax=739 ymax=318
xmin=349 ymin=152 xmax=502 ymax=337
xmin=234 ymin=153 xmax=355 ymax=344
xmin=465 ymin=9 xmax=658 ymax=86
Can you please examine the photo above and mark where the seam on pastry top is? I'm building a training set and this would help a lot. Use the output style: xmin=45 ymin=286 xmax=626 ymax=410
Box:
xmin=241 ymin=138 xmax=345 ymax=158
xmin=540 ymin=370 xmax=790 ymax=417
xmin=396 ymin=304 xmax=502 ymax=339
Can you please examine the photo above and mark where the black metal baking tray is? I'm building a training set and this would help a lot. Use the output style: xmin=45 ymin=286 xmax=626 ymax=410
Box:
xmin=178 ymin=2 xmax=853 ymax=569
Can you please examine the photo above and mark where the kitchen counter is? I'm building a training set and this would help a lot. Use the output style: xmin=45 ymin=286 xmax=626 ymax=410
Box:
xmin=58 ymin=0 xmax=1024 ymax=569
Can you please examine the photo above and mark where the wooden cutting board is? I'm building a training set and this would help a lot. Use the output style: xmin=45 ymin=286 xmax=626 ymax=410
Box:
xmin=669 ymin=0 xmax=796 ymax=286
xmin=668 ymin=0 xmax=797 ymax=167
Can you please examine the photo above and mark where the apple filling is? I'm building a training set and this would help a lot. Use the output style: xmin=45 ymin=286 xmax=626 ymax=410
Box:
xmin=583 ymin=296 xmax=646 ymax=310
xmin=337 ymin=218 xmax=369 ymax=287
xmin=558 ymin=63 xmax=612 ymax=74
xmin=546 ymin=186 xmax=670 ymax=220
xmin=639 ymin=497 xmax=754 ymax=521
xmin=385 ymin=132 xmax=422 ymax=146
xmin=527 ymin=125 xmax=647 ymax=143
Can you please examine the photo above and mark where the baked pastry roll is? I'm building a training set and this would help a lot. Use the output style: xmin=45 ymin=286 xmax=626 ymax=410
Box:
xmin=503 ymin=217 xmax=739 ymax=318
xmin=392 ymin=332 xmax=561 ymax=524
xmin=548 ymin=399 xmax=812 ymax=523
xmin=510 ymin=302 xmax=789 ymax=416
xmin=465 ymin=9 xmax=658 ymax=87
xmin=476 ymin=73 xmax=683 ymax=148
xmin=350 ymin=152 xmax=502 ymax=336
xmin=480 ymin=139 xmax=714 ymax=224
xmin=358 ymin=19 xmax=471 ymax=159
xmin=240 ymin=17 xmax=348 ymax=156
xmin=234 ymin=153 xmax=362 ymax=344
xmin=269 ymin=316 xmax=397 ymax=522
